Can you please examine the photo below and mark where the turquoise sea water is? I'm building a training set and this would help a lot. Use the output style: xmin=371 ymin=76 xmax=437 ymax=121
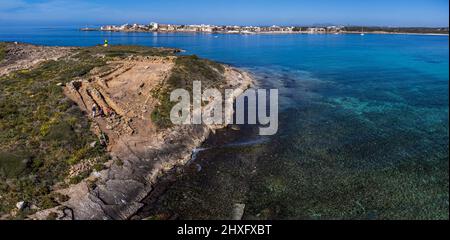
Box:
xmin=1 ymin=27 xmax=448 ymax=219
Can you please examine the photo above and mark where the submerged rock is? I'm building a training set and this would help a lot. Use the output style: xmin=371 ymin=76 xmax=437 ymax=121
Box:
xmin=232 ymin=203 xmax=246 ymax=220
xmin=231 ymin=125 xmax=241 ymax=131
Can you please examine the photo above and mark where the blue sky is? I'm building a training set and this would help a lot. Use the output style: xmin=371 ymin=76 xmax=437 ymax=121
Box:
xmin=0 ymin=0 xmax=448 ymax=27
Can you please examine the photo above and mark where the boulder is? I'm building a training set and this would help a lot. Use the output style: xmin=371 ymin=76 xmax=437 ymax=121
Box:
xmin=16 ymin=201 xmax=26 ymax=211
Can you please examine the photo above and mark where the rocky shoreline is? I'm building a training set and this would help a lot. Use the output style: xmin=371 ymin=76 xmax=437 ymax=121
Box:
xmin=0 ymin=42 xmax=254 ymax=220
xmin=23 ymin=49 xmax=254 ymax=220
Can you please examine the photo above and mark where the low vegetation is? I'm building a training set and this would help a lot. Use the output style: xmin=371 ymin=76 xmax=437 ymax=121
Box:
xmin=0 ymin=43 xmax=6 ymax=61
xmin=0 ymin=44 xmax=177 ymax=218
xmin=73 ymin=45 xmax=178 ymax=59
xmin=343 ymin=26 xmax=449 ymax=34
xmin=151 ymin=55 xmax=226 ymax=128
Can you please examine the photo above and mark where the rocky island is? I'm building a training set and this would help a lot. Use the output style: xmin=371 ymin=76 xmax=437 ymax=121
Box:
xmin=0 ymin=42 xmax=253 ymax=220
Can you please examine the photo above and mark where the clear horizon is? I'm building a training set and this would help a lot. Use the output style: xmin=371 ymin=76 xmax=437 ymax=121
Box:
xmin=0 ymin=0 xmax=449 ymax=27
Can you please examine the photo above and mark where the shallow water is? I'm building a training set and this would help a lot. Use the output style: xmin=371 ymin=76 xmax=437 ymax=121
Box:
xmin=1 ymin=27 xmax=448 ymax=219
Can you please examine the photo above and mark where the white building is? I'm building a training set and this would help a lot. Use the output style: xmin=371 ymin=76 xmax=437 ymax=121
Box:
xmin=150 ymin=22 xmax=159 ymax=30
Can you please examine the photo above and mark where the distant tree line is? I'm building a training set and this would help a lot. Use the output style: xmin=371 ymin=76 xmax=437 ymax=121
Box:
xmin=343 ymin=26 xmax=449 ymax=34
xmin=292 ymin=27 xmax=308 ymax=32
xmin=288 ymin=26 xmax=448 ymax=34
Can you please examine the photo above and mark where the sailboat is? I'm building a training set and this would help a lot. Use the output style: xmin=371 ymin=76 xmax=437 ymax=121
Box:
xmin=360 ymin=27 xmax=365 ymax=36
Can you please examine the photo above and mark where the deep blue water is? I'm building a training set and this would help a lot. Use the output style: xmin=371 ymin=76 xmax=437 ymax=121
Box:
xmin=1 ymin=27 xmax=448 ymax=219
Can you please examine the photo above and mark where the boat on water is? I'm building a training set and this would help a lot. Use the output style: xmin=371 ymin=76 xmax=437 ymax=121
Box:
xmin=80 ymin=28 xmax=98 ymax=31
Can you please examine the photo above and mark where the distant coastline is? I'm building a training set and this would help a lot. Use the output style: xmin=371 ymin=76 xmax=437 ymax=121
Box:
xmin=342 ymin=31 xmax=449 ymax=36
xmin=81 ymin=23 xmax=449 ymax=36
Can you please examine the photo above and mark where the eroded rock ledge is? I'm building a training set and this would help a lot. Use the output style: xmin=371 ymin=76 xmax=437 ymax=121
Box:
xmin=31 ymin=55 xmax=253 ymax=220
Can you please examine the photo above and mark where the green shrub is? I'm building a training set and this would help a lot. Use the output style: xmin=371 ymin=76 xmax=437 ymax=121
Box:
xmin=150 ymin=55 xmax=226 ymax=129
xmin=0 ymin=43 xmax=6 ymax=61
xmin=0 ymin=44 xmax=179 ymax=216
xmin=0 ymin=152 xmax=31 ymax=178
